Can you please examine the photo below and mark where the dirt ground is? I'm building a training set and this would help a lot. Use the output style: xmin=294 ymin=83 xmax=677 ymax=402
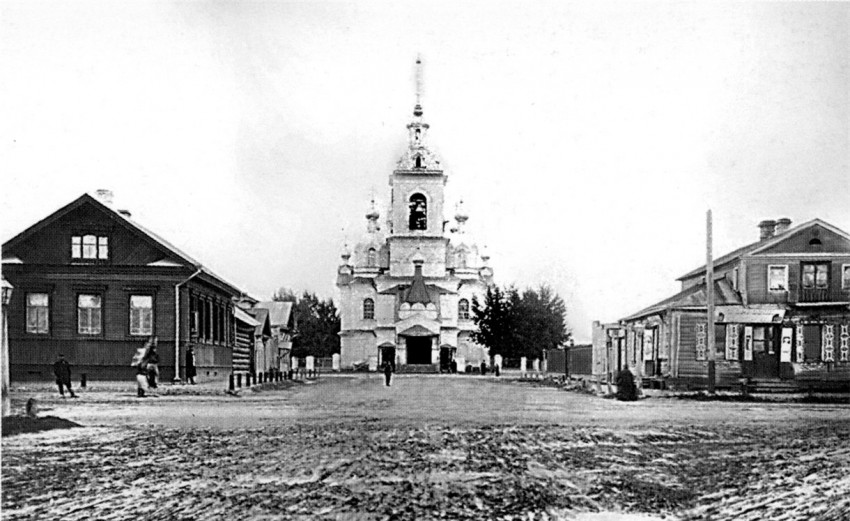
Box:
xmin=2 ymin=375 xmax=849 ymax=520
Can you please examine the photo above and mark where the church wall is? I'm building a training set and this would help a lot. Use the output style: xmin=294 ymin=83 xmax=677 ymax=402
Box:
xmin=340 ymin=332 xmax=376 ymax=368
xmin=376 ymin=293 xmax=396 ymax=326
xmin=341 ymin=282 xmax=378 ymax=332
xmin=388 ymin=237 xmax=447 ymax=277
xmin=390 ymin=176 xmax=447 ymax=238
xmin=457 ymin=331 xmax=487 ymax=367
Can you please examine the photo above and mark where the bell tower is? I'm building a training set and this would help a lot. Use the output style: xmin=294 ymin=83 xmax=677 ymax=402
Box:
xmin=387 ymin=57 xmax=449 ymax=278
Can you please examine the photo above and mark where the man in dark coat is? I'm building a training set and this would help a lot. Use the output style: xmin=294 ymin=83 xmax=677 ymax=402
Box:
xmin=383 ymin=360 xmax=393 ymax=387
xmin=53 ymin=354 xmax=76 ymax=398
xmin=186 ymin=345 xmax=197 ymax=384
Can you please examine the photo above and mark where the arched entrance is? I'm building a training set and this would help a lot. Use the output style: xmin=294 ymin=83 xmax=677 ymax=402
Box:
xmin=380 ymin=344 xmax=396 ymax=371
xmin=406 ymin=336 xmax=433 ymax=365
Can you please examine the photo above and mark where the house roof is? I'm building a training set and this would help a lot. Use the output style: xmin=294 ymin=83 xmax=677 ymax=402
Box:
xmin=676 ymin=219 xmax=836 ymax=280
xmin=2 ymin=193 xmax=245 ymax=296
xmin=621 ymin=278 xmax=742 ymax=322
xmin=255 ymin=301 xmax=293 ymax=328
xmin=233 ymin=306 xmax=260 ymax=327
xmin=246 ymin=308 xmax=271 ymax=336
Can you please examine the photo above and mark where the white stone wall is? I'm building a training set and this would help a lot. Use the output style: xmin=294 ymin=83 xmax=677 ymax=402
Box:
xmin=390 ymin=177 xmax=446 ymax=238
xmin=340 ymin=332 xmax=376 ymax=367
xmin=388 ymin=237 xmax=447 ymax=277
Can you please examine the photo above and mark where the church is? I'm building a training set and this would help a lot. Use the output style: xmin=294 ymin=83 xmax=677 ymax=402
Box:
xmin=336 ymin=62 xmax=494 ymax=372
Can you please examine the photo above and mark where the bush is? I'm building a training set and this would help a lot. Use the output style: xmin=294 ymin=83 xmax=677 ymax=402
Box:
xmin=615 ymin=368 xmax=638 ymax=401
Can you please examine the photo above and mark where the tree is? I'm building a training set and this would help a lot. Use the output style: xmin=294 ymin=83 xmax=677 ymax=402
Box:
xmin=472 ymin=286 xmax=518 ymax=358
xmin=472 ymin=284 xmax=571 ymax=360
xmin=277 ymin=290 xmax=340 ymax=358
xmin=272 ymin=287 xmax=298 ymax=303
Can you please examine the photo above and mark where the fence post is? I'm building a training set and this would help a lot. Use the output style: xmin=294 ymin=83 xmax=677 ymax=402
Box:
xmin=81 ymin=373 xmax=87 ymax=388
xmin=229 ymin=373 xmax=235 ymax=392
xmin=236 ymin=373 xmax=242 ymax=388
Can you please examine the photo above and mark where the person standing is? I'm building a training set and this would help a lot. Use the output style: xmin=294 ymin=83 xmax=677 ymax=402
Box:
xmin=383 ymin=360 xmax=393 ymax=387
xmin=135 ymin=361 xmax=148 ymax=398
xmin=53 ymin=354 xmax=76 ymax=398
xmin=145 ymin=339 xmax=160 ymax=389
xmin=185 ymin=345 xmax=197 ymax=385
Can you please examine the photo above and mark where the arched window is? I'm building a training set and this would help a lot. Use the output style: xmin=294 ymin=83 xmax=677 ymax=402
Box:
xmin=458 ymin=299 xmax=470 ymax=320
xmin=409 ymin=193 xmax=427 ymax=231
xmin=363 ymin=298 xmax=375 ymax=320
xmin=367 ymin=248 xmax=377 ymax=267
xmin=415 ymin=155 xmax=422 ymax=168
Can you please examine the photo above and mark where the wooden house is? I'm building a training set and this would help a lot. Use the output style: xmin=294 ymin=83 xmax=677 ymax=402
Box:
xmin=1 ymin=192 xmax=244 ymax=382
xmin=233 ymin=306 xmax=259 ymax=375
xmin=245 ymin=307 xmax=273 ymax=374
xmin=616 ymin=218 xmax=850 ymax=391
xmin=255 ymin=301 xmax=293 ymax=372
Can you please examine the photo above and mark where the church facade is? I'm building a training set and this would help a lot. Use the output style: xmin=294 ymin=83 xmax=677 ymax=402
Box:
xmin=336 ymin=83 xmax=494 ymax=372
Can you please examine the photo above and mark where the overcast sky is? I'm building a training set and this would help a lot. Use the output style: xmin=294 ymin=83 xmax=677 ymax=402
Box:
xmin=2 ymin=1 xmax=848 ymax=342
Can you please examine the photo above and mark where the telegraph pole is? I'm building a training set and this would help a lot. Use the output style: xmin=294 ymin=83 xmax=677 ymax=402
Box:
xmin=706 ymin=210 xmax=716 ymax=394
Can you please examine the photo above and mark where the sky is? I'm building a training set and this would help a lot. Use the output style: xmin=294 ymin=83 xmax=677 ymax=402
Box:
xmin=2 ymin=1 xmax=848 ymax=342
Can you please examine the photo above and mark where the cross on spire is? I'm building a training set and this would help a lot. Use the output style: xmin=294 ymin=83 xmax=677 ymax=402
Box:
xmin=414 ymin=55 xmax=423 ymax=117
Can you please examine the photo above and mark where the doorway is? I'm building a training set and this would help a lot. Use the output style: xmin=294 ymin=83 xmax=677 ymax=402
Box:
xmin=752 ymin=326 xmax=780 ymax=378
xmin=381 ymin=346 xmax=396 ymax=372
xmin=406 ymin=337 xmax=433 ymax=365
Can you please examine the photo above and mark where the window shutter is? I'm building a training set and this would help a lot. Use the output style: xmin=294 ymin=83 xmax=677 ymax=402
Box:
xmin=780 ymin=328 xmax=793 ymax=362
xmin=840 ymin=324 xmax=849 ymax=363
xmin=695 ymin=323 xmax=706 ymax=361
xmin=725 ymin=324 xmax=739 ymax=360
xmin=743 ymin=326 xmax=753 ymax=361
xmin=822 ymin=324 xmax=835 ymax=362
xmin=795 ymin=324 xmax=805 ymax=363
xmin=643 ymin=330 xmax=654 ymax=361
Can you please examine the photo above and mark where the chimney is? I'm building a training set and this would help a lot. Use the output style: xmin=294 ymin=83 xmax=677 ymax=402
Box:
xmin=95 ymin=189 xmax=114 ymax=205
xmin=758 ymin=219 xmax=777 ymax=240
xmin=775 ymin=218 xmax=792 ymax=234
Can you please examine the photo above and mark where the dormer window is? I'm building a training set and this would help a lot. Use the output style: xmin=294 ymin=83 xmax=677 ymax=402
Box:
xmin=367 ymin=248 xmax=377 ymax=267
xmin=409 ymin=194 xmax=427 ymax=230
xmin=72 ymin=234 xmax=109 ymax=260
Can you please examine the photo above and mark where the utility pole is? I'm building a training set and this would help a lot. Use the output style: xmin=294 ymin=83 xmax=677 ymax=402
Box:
xmin=706 ymin=210 xmax=716 ymax=394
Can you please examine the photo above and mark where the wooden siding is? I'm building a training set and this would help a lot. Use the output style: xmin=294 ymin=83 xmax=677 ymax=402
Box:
xmin=745 ymin=255 xmax=850 ymax=304
xmin=675 ymin=312 xmax=742 ymax=388
xmin=6 ymin=203 xmax=175 ymax=266
xmin=233 ymin=322 xmax=253 ymax=374
xmin=758 ymin=224 xmax=850 ymax=255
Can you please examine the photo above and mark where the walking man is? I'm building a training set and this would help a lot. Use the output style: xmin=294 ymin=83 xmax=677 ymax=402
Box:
xmin=383 ymin=360 xmax=393 ymax=387
xmin=53 ymin=354 xmax=76 ymax=398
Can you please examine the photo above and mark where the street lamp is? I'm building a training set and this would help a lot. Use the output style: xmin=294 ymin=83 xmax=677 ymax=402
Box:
xmin=2 ymin=277 xmax=13 ymax=417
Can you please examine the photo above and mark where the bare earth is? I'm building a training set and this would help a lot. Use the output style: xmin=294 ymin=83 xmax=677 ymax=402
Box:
xmin=2 ymin=375 xmax=849 ymax=520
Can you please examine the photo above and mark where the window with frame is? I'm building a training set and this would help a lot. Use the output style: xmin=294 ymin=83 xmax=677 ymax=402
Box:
xmin=26 ymin=293 xmax=49 ymax=334
xmin=767 ymin=265 xmax=788 ymax=291
xmin=842 ymin=264 xmax=850 ymax=290
xmin=72 ymin=234 xmax=109 ymax=260
xmin=752 ymin=326 xmax=776 ymax=355
xmin=363 ymin=298 xmax=375 ymax=320
xmin=458 ymin=299 xmax=470 ymax=320
xmin=129 ymin=295 xmax=153 ymax=336
xmin=801 ymin=263 xmax=829 ymax=289
xmin=77 ymin=294 xmax=102 ymax=335
xmin=367 ymin=248 xmax=377 ymax=267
